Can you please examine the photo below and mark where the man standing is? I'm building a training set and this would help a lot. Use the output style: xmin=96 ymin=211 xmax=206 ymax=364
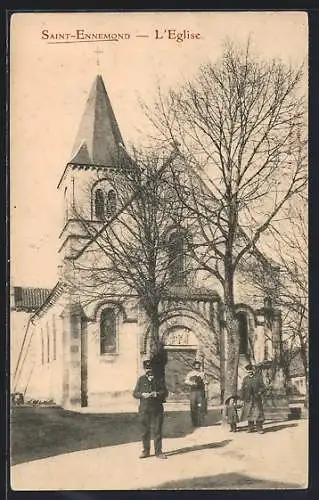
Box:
xmin=133 ymin=359 xmax=168 ymax=459
xmin=240 ymin=363 xmax=266 ymax=433
xmin=185 ymin=360 xmax=207 ymax=426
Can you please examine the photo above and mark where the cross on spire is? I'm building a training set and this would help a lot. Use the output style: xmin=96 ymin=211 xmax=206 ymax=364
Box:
xmin=94 ymin=46 xmax=103 ymax=67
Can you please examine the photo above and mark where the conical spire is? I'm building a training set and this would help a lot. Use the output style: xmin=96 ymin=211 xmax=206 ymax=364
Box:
xmin=70 ymin=75 xmax=124 ymax=166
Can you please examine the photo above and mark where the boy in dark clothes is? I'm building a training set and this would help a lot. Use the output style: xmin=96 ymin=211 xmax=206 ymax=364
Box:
xmin=225 ymin=395 xmax=240 ymax=432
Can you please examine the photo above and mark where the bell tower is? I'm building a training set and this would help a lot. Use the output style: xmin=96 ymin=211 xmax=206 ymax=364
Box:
xmin=57 ymin=75 xmax=125 ymax=278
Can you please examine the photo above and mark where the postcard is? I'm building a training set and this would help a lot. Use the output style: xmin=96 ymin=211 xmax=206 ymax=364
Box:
xmin=10 ymin=11 xmax=308 ymax=491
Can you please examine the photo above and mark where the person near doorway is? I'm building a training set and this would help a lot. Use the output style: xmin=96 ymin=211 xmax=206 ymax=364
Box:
xmin=239 ymin=363 xmax=266 ymax=433
xmin=225 ymin=395 xmax=241 ymax=432
xmin=185 ymin=360 xmax=207 ymax=426
xmin=133 ymin=359 xmax=169 ymax=459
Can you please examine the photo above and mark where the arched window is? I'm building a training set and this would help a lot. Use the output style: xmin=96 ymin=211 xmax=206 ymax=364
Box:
xmin=106 ymin=190 xmax=117 ymax=219
xmin=100 ymin=308 xmax=117 ymax=354
xmin=95 ymin=189 xmax=105 ymax=220
xmin=237 ymin=312 xmax=248 ymax=355
xmin=168 ymin=232 xmax=186 ymax=285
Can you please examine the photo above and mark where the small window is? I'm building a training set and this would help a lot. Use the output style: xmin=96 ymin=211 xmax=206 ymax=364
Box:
xmin=41 ymin=329 xmax=44 ymax=365
xmin=100 ymin=308 xmax=117 ymax=354
xmin=106 ymin=190 xmax=117 ymax=219
xmin=95 ymin=189 xmax=105 ymax=220
xmin=46 ymin=323 xmax=50 ymax=363
xmin=168 ymin=232 xmax=186 ymax=285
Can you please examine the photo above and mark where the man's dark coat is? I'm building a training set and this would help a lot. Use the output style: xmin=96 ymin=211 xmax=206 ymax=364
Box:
xmin=133 ymin=374 xmax=168 ymax=455
xmin=240 ymin=372 xmax=266 ymax=423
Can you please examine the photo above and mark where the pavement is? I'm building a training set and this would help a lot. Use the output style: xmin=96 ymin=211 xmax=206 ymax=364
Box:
xmin=11 ymin=419 xmax=308 ymax=490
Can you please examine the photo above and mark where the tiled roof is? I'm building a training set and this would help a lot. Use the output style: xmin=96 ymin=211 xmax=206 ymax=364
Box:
xmin=12 ymin=287 xmax=51 ymax=312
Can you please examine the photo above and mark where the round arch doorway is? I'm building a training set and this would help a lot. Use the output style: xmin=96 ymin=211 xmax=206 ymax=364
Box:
xmin=163 ymin=326 xmax=199 ymax=402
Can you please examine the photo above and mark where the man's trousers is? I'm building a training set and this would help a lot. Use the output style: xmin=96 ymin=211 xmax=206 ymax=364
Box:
xmin=140 ymin=409 xmax=164 ymax=455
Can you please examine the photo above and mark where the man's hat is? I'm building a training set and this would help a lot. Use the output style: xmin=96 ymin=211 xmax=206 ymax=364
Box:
xmin=143 ymin=359 xmax=152 ymax=369
xmin=245 ymin=363 xmax=254 ymax=371
xmin=224 ymin=394 xmax=239 ymax=404
xmin=193 ymin=360 xmax=201 ymax=368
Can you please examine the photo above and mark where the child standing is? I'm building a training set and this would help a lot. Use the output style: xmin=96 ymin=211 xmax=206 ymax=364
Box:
xmin=225 ymin=395 xmax=240 ymax=432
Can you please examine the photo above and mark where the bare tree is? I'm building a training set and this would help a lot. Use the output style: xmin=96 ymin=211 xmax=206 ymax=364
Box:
xmin=249 ymin=193 xmax=308 ymax=401
xmin=143 ymin=40 xmax=307 ymax=398
xmin=67 ymin=146 xmax=192 ymax=377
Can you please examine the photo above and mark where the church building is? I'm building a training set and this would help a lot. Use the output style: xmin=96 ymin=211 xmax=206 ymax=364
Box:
xmin=13 ymin=75 xmax=284 ymax=411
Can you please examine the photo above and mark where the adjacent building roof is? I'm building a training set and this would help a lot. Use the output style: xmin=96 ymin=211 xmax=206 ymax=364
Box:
xmin=12 ymin=287 xmax=51 ymax=312
xmin=69 ymin=74 xmax=124 ymax=166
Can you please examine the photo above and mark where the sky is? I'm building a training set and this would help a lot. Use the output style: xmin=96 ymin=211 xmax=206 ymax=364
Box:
xmin=10 ymin=11 xmax=308 ymax=288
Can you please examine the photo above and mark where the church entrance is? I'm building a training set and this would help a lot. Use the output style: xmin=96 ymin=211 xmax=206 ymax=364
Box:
xmin=165 ymin=350 xmax=196 ymax=401
xmin=163 ymin=326 xmax=199 ymax=402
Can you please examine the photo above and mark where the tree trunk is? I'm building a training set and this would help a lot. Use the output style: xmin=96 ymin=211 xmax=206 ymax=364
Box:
xmin=218 ymin=310 xmax=226 ymax=405
xmin=299 ymin=338 xmax=308 ymax=408
xmin=151 ymin=344 xmax=167 ymax=381
xmin=145 ymin=307 xmax=167 ymax=380
xmin=223 ymin=262 xmax=240 ymax=406
xmin=281 ymin=350 xmax=291 ymax=394
xmin=223 ymin=304 xmax=240 ymax=399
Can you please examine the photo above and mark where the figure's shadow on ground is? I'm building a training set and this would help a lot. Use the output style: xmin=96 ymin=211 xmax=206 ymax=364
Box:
xmin=149 ymin=472 xmax=303 ymax=490
xmin=163 ymin=409 xmax=221 ymax=438
xmin=11 ymin=406 xmax=221 ymax=465
xmin=263 ymin=422 xmax=298 ymax=433
xmin=166 ymin=439 xmax=231 ymax=457
xmin=237 ymin=422 xmax=298 ymax=433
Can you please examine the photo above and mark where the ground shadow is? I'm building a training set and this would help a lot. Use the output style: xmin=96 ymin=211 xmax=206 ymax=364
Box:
xmin=150 ymin=472 xmax=304 ymax=490
xmin=11 ymin=406 xmax=221 ymax=465
xmin=166 ymin=439 xmax=231 ymax=457
xmin=262 ymin=422 xmax=298 ymax=433
xmin=163 ymin=409 xmax=221 ymax=438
